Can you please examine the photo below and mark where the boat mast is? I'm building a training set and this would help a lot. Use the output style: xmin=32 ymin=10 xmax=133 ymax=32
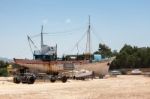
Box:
xmin=41 ymin=25 xmax=44 ymax=50
xmin=88 ymin=15 xmax=91 ymax=54
xmin=86 ymin=15 xmax=91 ymax=55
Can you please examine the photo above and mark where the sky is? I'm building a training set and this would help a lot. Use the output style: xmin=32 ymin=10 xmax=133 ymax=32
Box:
xmin=0 ymin=0 xmax=150 ymax=59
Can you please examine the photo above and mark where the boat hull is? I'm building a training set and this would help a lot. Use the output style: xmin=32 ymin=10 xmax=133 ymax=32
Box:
xmin=14 ymin=58 xmax=113 ymax=76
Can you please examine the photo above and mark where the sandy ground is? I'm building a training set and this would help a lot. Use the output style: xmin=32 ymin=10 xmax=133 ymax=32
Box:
xmin=0 ymin=75 xmax=150 ymax=99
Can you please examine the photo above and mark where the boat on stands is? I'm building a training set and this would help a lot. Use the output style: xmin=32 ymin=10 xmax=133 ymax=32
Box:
xmin=14 ymin=17 xmax=114 ymax=78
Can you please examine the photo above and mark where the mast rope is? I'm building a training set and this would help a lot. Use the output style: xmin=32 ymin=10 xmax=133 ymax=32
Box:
xmin=90 ymin=25 xmax=104 ymax=44
xmin=30 ymin=26 xmax=86 ymax=38
xmin=43 ymin=26 xmax=85 ymax=34
xmin=27 ymin=35 xmax=39 ymax=54
xmin=69 ymin=31 xmax=87 ymax=53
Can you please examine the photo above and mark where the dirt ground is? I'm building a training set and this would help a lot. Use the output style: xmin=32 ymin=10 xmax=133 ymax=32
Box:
xmin=0 ymin=75 xmax=150 ymax=99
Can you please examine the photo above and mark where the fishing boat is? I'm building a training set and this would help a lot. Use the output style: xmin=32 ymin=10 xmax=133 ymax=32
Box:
xmin=14 ymin=17 xmax=113 ymax=77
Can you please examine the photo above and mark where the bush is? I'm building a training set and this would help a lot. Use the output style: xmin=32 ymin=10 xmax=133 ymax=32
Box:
xmin=0 ymin=68 xmax=8 ymax=77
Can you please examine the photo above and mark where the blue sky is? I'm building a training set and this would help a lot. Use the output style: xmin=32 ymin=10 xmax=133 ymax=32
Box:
xmin=0 ymin=0 xmax=150 ymax=59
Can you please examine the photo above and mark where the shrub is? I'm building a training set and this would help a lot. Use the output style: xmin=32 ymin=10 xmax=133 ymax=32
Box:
xmin=0 ymin=68 xmax=8 ymax=77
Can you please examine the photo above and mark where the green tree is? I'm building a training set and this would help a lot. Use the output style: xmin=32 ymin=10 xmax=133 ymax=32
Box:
xmin=95 ymin=43 xmax=112 ymax=58
xmin=0 ymin=60 xmax=9 ymax=76
xmin=120 ymin=44 xmax=133 ymax=54
xmin=110 ymin=44 xmax=150 ymax=70
xmin=0 ymin=68 xmax=8 ymax=77
xmin=112 ymin=50 xmax=118 ymax=56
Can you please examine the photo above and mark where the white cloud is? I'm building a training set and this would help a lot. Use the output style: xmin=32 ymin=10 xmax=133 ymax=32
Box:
xmin=65 ymin=18 xmax=71 ymax=24
xmin=42 ymin=19 xmax=48 ymax=25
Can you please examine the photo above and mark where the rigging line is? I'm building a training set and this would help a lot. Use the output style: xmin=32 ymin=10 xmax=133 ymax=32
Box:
xmin=27 ymin=35 xmax=39 ymax=50
xmin=92 ymin=31 xmax=104 ymax=44
xmin=56 ymin=31 xmax=87 ymax=55
xmin=68 ymin=23 xmax=91 ymax=54
xmin=85 ymin=28 xmax=90 ymax=53
xmin=42 ymin=26 xmax=86 ymax=34
xmin=69 ymin=31 xmax=87 ymax=53
xmin=29 ymin=42 xmax=34 ymax=55
xmin=27 ymin=36 xmax=34 ymax=55
xmin=30 ymin=33 xmax=41 ymax=38
xmin=77 ymin=43 xmax=79 ymax=54
xmin=90 ymin=26 xmax=105 ymax=44
xmin=29 ymin=25 xmax=87 ymax=38
xmin=42 ymin=32 xmax=77 ymax=36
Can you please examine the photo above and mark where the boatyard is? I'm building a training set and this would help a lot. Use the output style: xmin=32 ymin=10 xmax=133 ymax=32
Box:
xmin=1 ymin=0 xmax=150 ymax=99
xmin=0 ymin=75 xmax=150 ymax=99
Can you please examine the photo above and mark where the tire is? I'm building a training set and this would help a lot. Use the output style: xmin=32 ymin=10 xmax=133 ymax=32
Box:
xmin=22 ymin=81 xmax=27 ymax=84
xmin=13 ymin=76 xmax=21 ymax=84
xmin=50 ymin=76 xmax=56 ymax=83
xmin=81 ymin=77 xmax=85 ymax=80
xmin=27 ymin=76 xmax=35 ymax=84
xmin=99 ymin=74 xmax=104 ymax=79
xmin=22 ymin=76 xmax=28 ymax=84
xmin=61 ymin=76 xmax=67 ymax=83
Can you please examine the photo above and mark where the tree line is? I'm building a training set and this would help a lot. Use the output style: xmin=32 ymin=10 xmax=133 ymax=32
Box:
xmin=94 ymin=43 xmax=150 ymax=70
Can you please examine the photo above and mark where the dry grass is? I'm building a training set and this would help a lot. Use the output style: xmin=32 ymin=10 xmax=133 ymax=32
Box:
xmin=0 ymin=75 xmax=150 ymax=99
